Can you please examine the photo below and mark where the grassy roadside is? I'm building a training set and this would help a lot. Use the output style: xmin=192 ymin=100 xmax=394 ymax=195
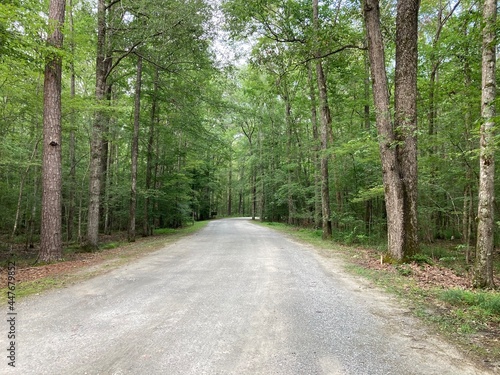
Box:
xmin=0 ymin=220 xmax=209 ymax=303
xmin=254 ymin=221 xmax=500 ymax=368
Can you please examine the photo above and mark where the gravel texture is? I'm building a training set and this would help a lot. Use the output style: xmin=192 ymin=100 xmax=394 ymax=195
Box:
xmin=2 ymin=218 xmax=492 ymax=374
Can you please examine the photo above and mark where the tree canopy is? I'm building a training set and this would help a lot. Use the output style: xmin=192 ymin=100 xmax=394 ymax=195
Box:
xmin=0 ymin=0 xmax=498 ymax=286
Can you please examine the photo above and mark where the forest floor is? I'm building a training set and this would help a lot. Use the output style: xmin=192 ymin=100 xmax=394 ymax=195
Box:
xmin=1 ymin=221 xmax=499 ymax=371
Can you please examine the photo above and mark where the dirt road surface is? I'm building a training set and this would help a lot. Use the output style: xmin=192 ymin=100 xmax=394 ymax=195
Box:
xmin=2 ymin=218 xmax=492 ymax=374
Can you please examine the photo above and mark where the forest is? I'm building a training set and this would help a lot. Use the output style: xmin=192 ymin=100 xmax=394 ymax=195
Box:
xmin=0 ymin=0 xmax=498 ymax=288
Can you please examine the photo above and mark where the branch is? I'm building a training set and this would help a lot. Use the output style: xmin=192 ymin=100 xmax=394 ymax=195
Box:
xmin=106 ymin=39 xmax=143 ymax=79
xmin=303 ymin=44 xmax=366 ymax=65
xmin=261 ymin=20 xmax=306 ymax=44
xmin=106 ymin=30 xmax=167 ymax=79
xmin=105 ymin=0 xmax=122 ymax=11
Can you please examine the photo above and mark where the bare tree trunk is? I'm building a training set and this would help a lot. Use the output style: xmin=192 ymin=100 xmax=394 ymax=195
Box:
xmin=283 ymin=86 xmax=296 ymax=225
xmin=474 ymin=0 xmax=496 ymax=288
xmin=39 ymin=0 xmax=66 ymax=262
xmin=308 ymin=62 xmax=322 ymax=229
xmin=86 ymin=0 xmax=107 ymax=249
xmin=363 ymin=44 xmax=373 ymax=234
xmin=128 ymin=55 xmax=142 ymax=242
xmin=67 ymin=0 xmax=76 ymax=241
xmin=364 ymin=0 xmax=405 ymax=260
xmin=144 ymin=68 xmax=158 ymax=236
xmin=313 ymin=0 xmax=332 ymax=239
xmin=394 ymin=0 xmax=420 ymax=258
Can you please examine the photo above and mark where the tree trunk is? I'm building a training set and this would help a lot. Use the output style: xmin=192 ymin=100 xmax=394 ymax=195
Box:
xmin=474 ymin=0 xmax=496 ymax=288
xmin=67 ymin=0 xmax=76 ymax=241
xmin=364 ymin=0 xmax=405 ymax=260
xmin=86 ymin=0 xmax=107 ymax=250
xmin=129 ymin=55 xmax=142 ymax=242
xmin=284 ymin=85 xmax=296 ymax=225
xmin=308 ymin=62 xmax=322 ymax=229
xmin=313 ymin=0 xmax=332 ymax=239
xmin=144 ymin=68 xmax=158 ymax=236
xmin=39 ymin=0 xmax=66 ymax=262
xmin=394 ymin=0 xmax=420 ymax=258
xmin=363 ymin=44 xmax=373 ymax=234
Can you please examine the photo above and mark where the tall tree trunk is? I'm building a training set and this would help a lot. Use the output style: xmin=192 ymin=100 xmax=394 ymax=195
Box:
xmin=462 ymin=57 xmax=475 ymax=263
xmin=101 ymin=83 xmax=112 ymax=235
xmin=363 ymin=44 xmax=373 ymax=234
xmin=313 ymin=0 xmax=332 ymax=239
xmin=144 ymin=68 xmax=158 ymax=236
xmin=308 ymin=62 xmax=322 ymax=229
xmin=129 ymin=55 xmax=142 ymax=242
xmin=283 ymin=85 xmax=296 ymax=225
xmin=474 ymin=0 xmax=496 ymax=288
xmin=67 ymin=0 xmax=76 ymax=241
xmin=86 ymin=0 xmax=107 ymax=249
xmin=364 ymin=0 xmax=405 ymax=260
xmin=39 ymin=0 xmax=66 ymax=262
xmin=394 ymin=0 xmax=420 ymax=258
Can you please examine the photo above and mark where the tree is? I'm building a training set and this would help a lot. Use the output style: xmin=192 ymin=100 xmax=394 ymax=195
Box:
xmin=86 ymin=0 xmax=109 ymax=249
xmin=364 ymin=0 xmax=419 ymax=261
xmin=313 ymin=0 xmax=333 ymax=239
xmin=473 ymin=0 xmax=496 ymax=288
xmin=39 ymin=0 xmax=66 ymax=262
xmin=128 ymin=55 xmax=142 ymax=242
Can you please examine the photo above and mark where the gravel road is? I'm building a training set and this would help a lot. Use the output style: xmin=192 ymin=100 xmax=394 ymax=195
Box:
xmin=2 ymin=218 xmax=492 ymax=374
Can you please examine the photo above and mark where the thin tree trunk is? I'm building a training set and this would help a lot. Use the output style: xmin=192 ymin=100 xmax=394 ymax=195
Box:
xmin=313 ymin=0 xmax=332 ymax=239
xmin=308 ymin=62 xmax=322 ymax=229
xmin=26 ymin=173 xmax=39 ymax=250
xmin=144 ymin=68 xmax=158 ymax=236
xmin=86 ymin=0 xmax=107 ymax=249
xmin=363 ymin=44 xmax=373 ymax=234
xmin=128 ymin=55 xmax=142 ymax=242
xmin=67 ymin=0 xmax=76 ymax=241
xmin=39 ymin=0 xmax=66 ymax=262
xmin=283 ymin=85 xmax=296 ymax=225
xmin=474 ymin=0 xmax=496 ymax=288
xmin=101 ymin=85 xmax=112 ymax=235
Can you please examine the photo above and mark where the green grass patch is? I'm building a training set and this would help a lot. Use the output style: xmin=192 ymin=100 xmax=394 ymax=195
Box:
xmin=440 ymin=289 xmax=500 ymax=316
xmin=0 ymin=277 xmax=64 ymax=303
xmin=101 ymin=241 xmax=122 ymax=250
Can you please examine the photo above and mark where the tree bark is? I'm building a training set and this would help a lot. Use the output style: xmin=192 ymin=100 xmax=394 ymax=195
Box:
xmin=308 ymin=62 xmax=322 ymax=229
xmin=474 ymin=0 xmax=496 ymax=288
xmin=129 ymin=55 xmax=142 ymax=242
xmin=67 ymin=0 xmax=76 ymax=242
xmin=39 ymin=0 xmax=66 ymax=262
xmin=313 ymin=0 xmax=332 ymax=239
xmin=364 ymin=0 xmax=405 ymax=260
xmin=144 ymin=68 xmax=158 ymax=236
xmin=283 ymin=84 xmax=296 ymax=225
xmin=86 ymin=0 xmax=107 ymax=249
xmin=394 ymin=0 xmax=420 ymax=258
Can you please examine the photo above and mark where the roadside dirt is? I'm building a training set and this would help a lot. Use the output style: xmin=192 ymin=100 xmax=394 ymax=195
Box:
xmin=0 ymin=233 xmax=168 ymax=287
